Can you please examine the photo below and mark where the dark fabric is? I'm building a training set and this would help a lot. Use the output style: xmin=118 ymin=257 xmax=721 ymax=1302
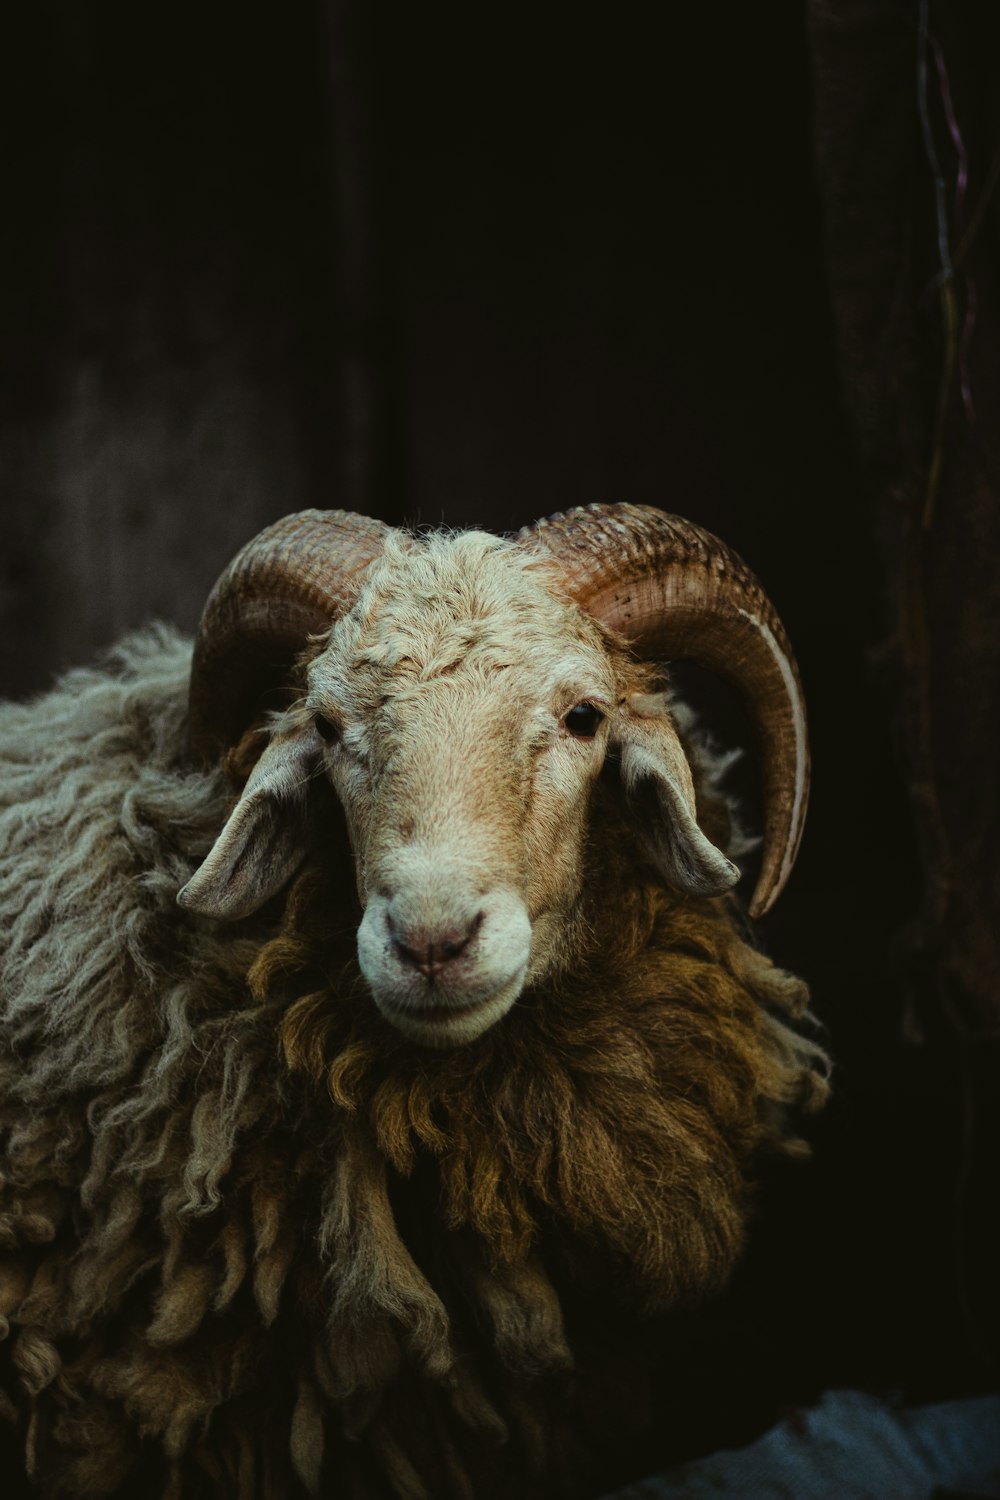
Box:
xmin=601 ymin=1391 xmax=1000 ymax=1500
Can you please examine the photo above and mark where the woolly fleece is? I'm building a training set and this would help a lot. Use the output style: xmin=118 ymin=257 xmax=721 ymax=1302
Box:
xmin=0 ymin=628 xmax=828 ymax=1499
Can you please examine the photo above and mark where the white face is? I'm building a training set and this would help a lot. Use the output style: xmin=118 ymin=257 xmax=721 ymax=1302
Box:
xmin=307 ymin=593 xmax=617 ymax=1047
xmin=178 ymin=532 xmax=738 ymax=1048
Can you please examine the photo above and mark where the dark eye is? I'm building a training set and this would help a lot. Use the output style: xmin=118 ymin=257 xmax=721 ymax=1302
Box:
xmin=563 ymin=703 xmax=604 ymax=738
xmin=314 ymin=712 xmax=340 ymax=744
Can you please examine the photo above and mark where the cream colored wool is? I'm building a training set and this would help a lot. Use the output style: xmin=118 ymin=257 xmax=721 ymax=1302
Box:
xmin=0 ymin=623 xmax=828 ymax=1500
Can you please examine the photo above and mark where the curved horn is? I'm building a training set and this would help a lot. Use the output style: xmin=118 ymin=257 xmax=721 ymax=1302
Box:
xmin=518 ymin=504 xmax=808 ymax=919
xmin=188 ymin=509 xmax=390 ymax=760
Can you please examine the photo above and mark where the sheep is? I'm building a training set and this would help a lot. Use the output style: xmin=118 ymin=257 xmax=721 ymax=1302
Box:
xmin=0 ymin=503 xmax=828 ymax=1500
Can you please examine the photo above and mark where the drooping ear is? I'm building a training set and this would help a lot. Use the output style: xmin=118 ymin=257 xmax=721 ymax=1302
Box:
xmin=613 ymin=694 xmax=740 ymax=898
xmin=178 ymin=723 xmax=322 ymax=921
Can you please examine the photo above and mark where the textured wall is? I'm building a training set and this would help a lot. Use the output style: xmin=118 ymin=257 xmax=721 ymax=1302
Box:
xmin=1 ymin=3 xmax=373 ymax=696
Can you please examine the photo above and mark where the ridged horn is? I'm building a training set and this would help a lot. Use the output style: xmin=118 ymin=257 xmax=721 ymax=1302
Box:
xmin=518 ymin=503 xmax=808 ymax=918
xmin=188 ymin=509 xmax=390 ymax=760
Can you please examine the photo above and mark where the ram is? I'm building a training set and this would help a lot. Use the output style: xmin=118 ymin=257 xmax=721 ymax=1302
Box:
xmin=0 ymin=503 xmax=827 ymax=1499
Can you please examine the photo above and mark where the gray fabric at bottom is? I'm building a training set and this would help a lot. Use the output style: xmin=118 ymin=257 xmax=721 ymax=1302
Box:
xmin=601 ymin=1389 xmax=1000 ymax=1499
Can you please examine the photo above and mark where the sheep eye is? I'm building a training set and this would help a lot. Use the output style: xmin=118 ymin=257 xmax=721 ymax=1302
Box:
xmin=314 ymin=712 xmax=339 ymax=744
xmin=564 ymin=703 xmax=604 ymax=738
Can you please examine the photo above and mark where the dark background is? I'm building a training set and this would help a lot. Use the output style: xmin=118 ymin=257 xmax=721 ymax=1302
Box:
xmin=2 ymin=0 xmax=997 ymax=1485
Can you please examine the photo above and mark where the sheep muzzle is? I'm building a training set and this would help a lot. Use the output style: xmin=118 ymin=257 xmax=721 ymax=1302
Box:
xmin=356 ymin=846 xmax=532 ymax=1047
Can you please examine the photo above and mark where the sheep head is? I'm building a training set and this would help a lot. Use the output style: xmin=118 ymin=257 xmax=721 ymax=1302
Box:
xmin=178 ymin=506 xmax=808 ymax=1048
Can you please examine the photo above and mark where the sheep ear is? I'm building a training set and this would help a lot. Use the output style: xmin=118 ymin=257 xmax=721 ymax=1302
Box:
xmin=178 ymin=725 xmax=320 ymax=921
xmin=614 ymin=696 xmax=740 ymax=898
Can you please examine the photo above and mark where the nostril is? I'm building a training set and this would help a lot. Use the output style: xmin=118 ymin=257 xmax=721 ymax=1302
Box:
xmin=436 ymin=911 xmax=483 ymax=962
xmin=388 ymin=911 xmax=483 ymax=978
xmin=390 ymin=934 xmax=422 ymax=968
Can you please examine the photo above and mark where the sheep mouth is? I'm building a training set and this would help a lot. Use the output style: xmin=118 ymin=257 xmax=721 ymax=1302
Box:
xmin=379 ymin=994 xmax=492 ymax=1030
xmin=407 ymin=1000 xmax=482 ymax=1022
xmin=373 ymin=967 xmax=528 ymax=1047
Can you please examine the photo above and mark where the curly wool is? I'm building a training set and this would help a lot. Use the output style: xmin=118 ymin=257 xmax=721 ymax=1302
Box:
xmin=0 ymin=630 xmax=828 ymax=1500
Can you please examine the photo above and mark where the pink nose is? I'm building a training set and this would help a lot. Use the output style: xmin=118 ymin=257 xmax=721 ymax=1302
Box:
xmin=387 ymin=912 xmax=482 ymax=979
